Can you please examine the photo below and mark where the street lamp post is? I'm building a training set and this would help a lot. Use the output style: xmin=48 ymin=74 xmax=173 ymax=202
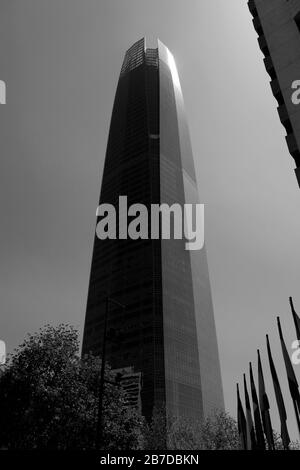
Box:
xmin=95 ymin=295 xmax=125 ymax=450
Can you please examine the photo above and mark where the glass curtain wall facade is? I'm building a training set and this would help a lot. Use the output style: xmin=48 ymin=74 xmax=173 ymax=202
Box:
xmin=82 ymin=38 xmax=224 ymax=421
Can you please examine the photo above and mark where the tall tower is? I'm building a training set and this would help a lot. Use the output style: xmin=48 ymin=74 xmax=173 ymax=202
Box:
xmin=82 ymin=38 xmax=224 ymax=421
xmin=248 ymin=0 xmax=300 ymax=187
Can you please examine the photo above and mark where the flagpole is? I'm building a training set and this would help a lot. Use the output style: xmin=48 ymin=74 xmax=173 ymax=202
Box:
xmin=289 ymin=297 xmax=300 ymax=342
xmin=249 ymin=362 xmax=265 ymax=450
xmin=237 ymin=383 xmax=248 ymax=450
xmin=277 ymin=316 xmax=300 ymax=438
xmin=257 ymin=349 xmax=275 ymax=450
xmin=292 ymin=399 xmax=300 ymax=437
xmin=243 ymin=373 xmax=256 ymax=450
xmin=266 ymin=334 xmax=290 ymax=450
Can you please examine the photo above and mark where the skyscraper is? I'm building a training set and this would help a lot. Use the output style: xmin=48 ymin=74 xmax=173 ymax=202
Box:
xmin=248 ymin=0 xmax=300 ymax=187
xmin=82 ymin=38 xmax=224 ymax=421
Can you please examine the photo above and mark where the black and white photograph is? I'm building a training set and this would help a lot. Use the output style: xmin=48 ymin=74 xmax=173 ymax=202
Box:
xmin=1 ymin=0 xmax=300 ymax=461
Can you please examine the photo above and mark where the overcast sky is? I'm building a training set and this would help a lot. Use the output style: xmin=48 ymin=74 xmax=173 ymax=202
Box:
xmin=1 ymin=0 xmax=300 ymax=439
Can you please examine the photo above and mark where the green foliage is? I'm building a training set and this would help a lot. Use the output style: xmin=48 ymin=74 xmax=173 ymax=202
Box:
xmin=0 ymin=324 xmax=144 ymax=450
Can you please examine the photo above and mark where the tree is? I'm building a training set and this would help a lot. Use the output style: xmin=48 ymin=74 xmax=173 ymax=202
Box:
xmin=198 ymin=410 xmax=240 ymax=450
xmin=167 ymin=415 xmax=202 ymax=450
xmin=272 ymin=431 xmax=300 ymax=451
xmin=0 ymin=324 xmax=144 ymax=449
xmin=144 ymin=408 xmax=239 ymax=450
xmin=143 ymin=405 xmax=167 ymax=450
xmin=4 ymin=324 xmax=297 ymax=451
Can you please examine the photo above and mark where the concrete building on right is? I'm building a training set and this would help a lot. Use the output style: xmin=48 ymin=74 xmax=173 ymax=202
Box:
xmin=248 ymin=0 xmax=300 ymax=187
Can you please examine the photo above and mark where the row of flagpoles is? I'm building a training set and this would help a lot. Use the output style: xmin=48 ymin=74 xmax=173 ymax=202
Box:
xmin=237 ymin=297 xmax=300 ymax=450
